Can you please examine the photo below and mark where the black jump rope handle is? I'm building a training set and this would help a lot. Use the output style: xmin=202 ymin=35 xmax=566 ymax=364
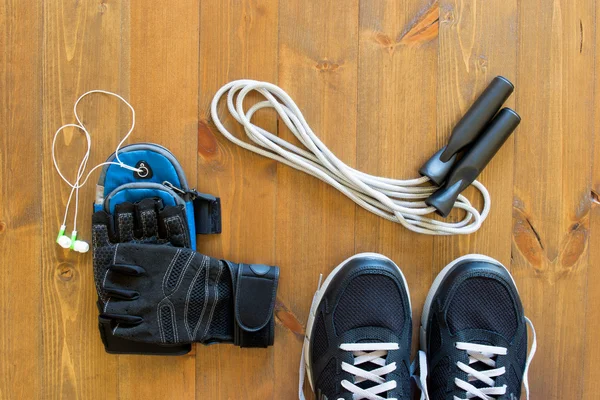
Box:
xmin=425 ymin=108 xmax=520 ymax=217
xmin=417 ymin=76 xmax=520 ymax=217
xmin=419 ymin=76 xmax=515 ymax=186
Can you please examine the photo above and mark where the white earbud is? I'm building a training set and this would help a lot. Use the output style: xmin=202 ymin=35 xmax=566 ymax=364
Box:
xmin=73 ymin=240 xmax=90 ymax=253
xmin=57 ymin=236 xmax=72 ymax=248
xmin=56 ymin=225 xmax=72 ymax=248
xmin=55 ymin=227 xmax=89 ymax=253
xmin=68 ymin=231 xmax=89 ymax=253
xmin=57 ymin=236 xmax=72 ymax=250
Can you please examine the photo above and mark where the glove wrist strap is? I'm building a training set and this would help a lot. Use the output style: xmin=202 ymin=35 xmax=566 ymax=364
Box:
xmin=233 ymin=316 xmax=275 ymax=348
xmin=230 ymin=263 xmax=279 ymax=348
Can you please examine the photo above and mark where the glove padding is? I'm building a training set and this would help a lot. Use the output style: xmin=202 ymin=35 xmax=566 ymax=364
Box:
xmin=92 ymin=198 xmax=193 ymax=354
xmin=100 ymin=243 xmax=279 ymax=347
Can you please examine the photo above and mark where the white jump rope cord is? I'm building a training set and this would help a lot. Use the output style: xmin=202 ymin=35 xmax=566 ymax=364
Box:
xmin=210 ymin=80 xmax=491 ymax=235
xmin=52 ymin=90 xmax=142 ymax=233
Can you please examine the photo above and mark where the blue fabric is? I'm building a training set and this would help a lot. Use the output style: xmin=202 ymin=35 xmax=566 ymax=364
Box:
xmin=185 ymin=201 xmax=196 ymax=250
xmin=98 ymin=145 xmax=198 ymax=251
xmin=102 ymin=151 xmax=183 ymax=196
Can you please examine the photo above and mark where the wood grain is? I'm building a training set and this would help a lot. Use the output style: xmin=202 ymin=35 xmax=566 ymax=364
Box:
xmin=117 ymin=2 xmax=200 ymax=399
xmin=1 ymin=0 xmax=598 ymax=398
xmin=355 ymin=0 xmax=438 ymax=360
xmin=0 ymin=1 xmax=42 ymax=399
xmin=196 ymin=0 xmax=279 ymax=398
xmin=583 ymin=2 xmax=600 ymax=397
xmin=278 ymin=1 xmax=360 ymax=398
xmin=41 ymin=1 xmax=126 ymax=398
xmin=436 ymin=0 xmax=518 ymax=264
xmin=513 ymin=0 xmax=594 ymax=398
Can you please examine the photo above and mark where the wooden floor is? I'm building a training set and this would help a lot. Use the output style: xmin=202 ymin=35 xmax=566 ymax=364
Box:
xmin=1 ymin=0 xmax=598 ymax=399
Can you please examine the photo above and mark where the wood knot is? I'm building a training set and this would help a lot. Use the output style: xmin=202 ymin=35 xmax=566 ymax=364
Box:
xmin=440 ymin=4 xmax=455 ymax=24
xmin=442 ymin=10 xmax=454 ymax=23
xmin=315 ymin=60 xmax=341 ymax=72
xmin=57 ymin=263 xmax=75 ymax=282
xmin=477 ymin=55 xmax=488 ymax=70
xmin=372 ymin=32 xmax=397 ymax=55
xmin=375 ymin=32 xmax=394 ymax=47
xmin=198 ymin=120 xmax=218 ymax=157
xmin=274 ymin=297 xmax=304 ymax=339
xmin=399 ymin=2 xmax=439 ymax=47
xmin=98 ymin=0 xmax=108 ymax=14
xmin=0 ymin=221 xmax=6 ymax=234
xmin=591 ymin=189 xmax=600 ymax=206
xmin=559 ymin=220 xmax=588 ymax=268
xmin=512 ymin=205 xmax=544 ymax=270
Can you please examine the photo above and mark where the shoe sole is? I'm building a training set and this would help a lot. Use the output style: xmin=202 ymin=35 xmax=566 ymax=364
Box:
xmin=303 ymin=252 xmax=411 ymax=391
xmin=419 ymin=253 xmax=520 ymax=351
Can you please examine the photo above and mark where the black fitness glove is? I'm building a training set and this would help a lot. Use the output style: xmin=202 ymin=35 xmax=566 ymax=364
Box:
xmin=92 ymin=198 xmax=195 ymax=354
xmin=92 ymin=198 xmax=279 ymax=351
xmin=100 ymin=244 xmax=279 ymax=347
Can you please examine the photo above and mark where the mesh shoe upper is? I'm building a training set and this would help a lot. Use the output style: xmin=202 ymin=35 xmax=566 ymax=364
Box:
xmin=423 ymin=259 xmax=528 ymax=400
xmin=307 ymin=255 xmax=413 ymax=400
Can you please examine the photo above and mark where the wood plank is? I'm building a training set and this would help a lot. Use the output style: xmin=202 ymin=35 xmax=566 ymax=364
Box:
xmin=4 ymin=0 xmax=600 ymax=397
xmin=436 ymin=0 xmax=518 ymax=265
xmin=116 ymin=2 xmax=200 ymax=399
xmin=0 ymin=1 xmax=43 ymax=399
xmin=512 ymin=0 xmax=594 ymax=398
xmin=41 ymin=1 xmax=127 ymax=398
xmin=582 ymin=2 xmax=599 ymax=397
xmin=355 ymin=0 xmax=439 ymax=359
xmin=277 ymin=1 xmax=359 ymax=398
xmin=196 ymin=0 xmax=279 ymax=398
xmin=435 ymin=6 xmax=520 ymax=396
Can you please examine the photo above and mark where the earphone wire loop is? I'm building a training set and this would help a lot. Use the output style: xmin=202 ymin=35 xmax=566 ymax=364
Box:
xmin=53 ymin=90 xmax=142 ymax=238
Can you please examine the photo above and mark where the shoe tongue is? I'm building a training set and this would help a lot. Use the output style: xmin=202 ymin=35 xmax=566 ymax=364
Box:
xmin=347 ymin=325 xmax=398 ymax=343
xmin=458 ymin=329 xmax=505 ymax=346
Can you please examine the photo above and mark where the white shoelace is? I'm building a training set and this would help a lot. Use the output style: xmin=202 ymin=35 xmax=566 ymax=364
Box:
xmin=415 ymin=317 xmax=537 ymax=400
xmin=453 ymin=342 xmax=509 ymax=399
xmin=299 ymin=342 xmax=400 ymax=400
xmin=210 ymin=80 xmax=491 ymax=236
xmin=339 ymin=343 xmax=400 ymax=400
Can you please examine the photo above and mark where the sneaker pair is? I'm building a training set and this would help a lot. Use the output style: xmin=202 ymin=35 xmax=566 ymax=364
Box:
xmin=299 ymin=253 xmax=536 ymax=400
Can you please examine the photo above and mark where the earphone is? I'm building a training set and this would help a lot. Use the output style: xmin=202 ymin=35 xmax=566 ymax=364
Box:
xmin=56 ymin=225 xmax=90 ymax=252
xmin=53 ymin=90 xmax=141 ymax=253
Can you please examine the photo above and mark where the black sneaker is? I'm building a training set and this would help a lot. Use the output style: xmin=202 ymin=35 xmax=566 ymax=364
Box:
xmin=300 ymin=253 xmax=413 ymax=400
xmin=419 ymin=254 xmax=536 ymax=400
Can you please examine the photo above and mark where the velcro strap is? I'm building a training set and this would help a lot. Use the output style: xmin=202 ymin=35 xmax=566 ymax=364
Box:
xmin=233 ymin=264 xmax=279 ymax=348
xmin=192 ymin=191 xmax=222 ymax=234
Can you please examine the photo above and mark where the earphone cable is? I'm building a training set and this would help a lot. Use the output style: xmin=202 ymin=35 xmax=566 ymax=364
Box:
xmin=52 ymin=90 xmax=142 ymax=231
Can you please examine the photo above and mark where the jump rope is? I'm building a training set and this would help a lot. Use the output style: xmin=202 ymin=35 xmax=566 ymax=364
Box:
xmin=210 ymin=77 xmax=519 ymax=235
xmin=53 ymin=77 xmax=518 ymax=251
